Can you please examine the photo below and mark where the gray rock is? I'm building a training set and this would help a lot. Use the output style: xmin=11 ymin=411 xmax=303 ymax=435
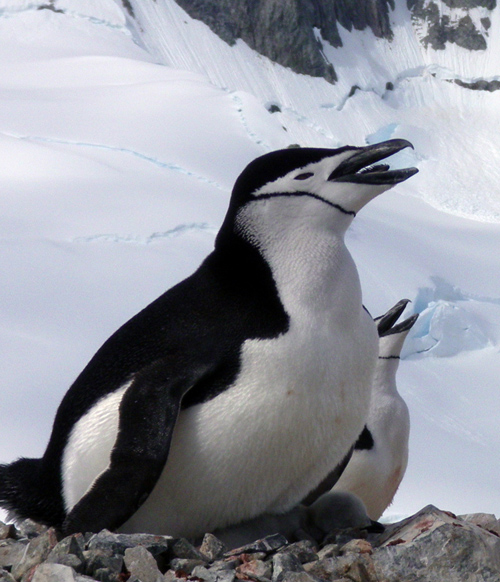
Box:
xmin=169 ymin=0 xmax=396 ymax=83
xmin=84 ymin=552 xmax=124 ymax=582
xmin=0 ymin=569 xmax=16 ymax=582
xmin=86 ymin=530 xmax=172 ymax=573
xmin=315 ymin=543 xmax=340 ymax=561
xmin=0 ymin=524 xmax=17 ymax=541
xmin=277 ymin=541 xmax=318 ymax=564
xmin=11 ymin=528 xmax=58 ymax=580
xmin=16 ymin=520 xmax=48 ymax=540
xmin=169 ymin=538 xmax=203 ymax=560
xmin=209 ymin=558 xmax=240 ymax=572
xmin=302 ymin=557 xmax=337 ymax=580
xmin=87 ymin=530 xmax=172 ymax=558
xmin=409 ymin=0 xmax=494 ymax=51
xmin=272 ymin=553 xmax=303 ymax=582
xmin=124 ymin=546 xmax=163 ymax=582
xmin=372 ymin=505 xmax=500 ymax=581
xmin=460 ymin=512 xmax=500 ymax=536
xmin=225 ymin=534 xmax=288 ymax=557
xmin=236 ymin=558 xmax=272 ymax=582
xmin=31 ymin=563 xmax=76 ymax=582
xmin=276 ymin=574 xmax=319 ymax=582
xmin=46 ymin=534 xmax=86 ymax=573
xmin=0 ymin=539 xmax=29 ymax=570
xmin=191 ymin=565 xmax=218 ymax=582
xmin=169 ymin=558 xmax=206 ymax=574
xmin=199 ymin=533 xmax=227 ymax=562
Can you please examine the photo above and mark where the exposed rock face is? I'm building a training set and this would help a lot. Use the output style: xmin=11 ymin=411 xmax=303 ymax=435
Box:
xmin=169 ymin=1 xmax=498 ymax=83
xmin=173 ymin=0 xmax=396 ymax=83
xmin=1 ymin=506 xmax=499 ymax=581
xmin=408 ymin=0 xmax=497 ymax=50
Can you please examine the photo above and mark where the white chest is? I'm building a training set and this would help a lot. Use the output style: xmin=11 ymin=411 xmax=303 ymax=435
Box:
xmin=122 ymin=228 xmax=378 ymax=536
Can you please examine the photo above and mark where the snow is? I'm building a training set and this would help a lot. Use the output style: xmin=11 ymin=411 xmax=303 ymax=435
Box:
xmin=0 ymin=0 xmax=499 ymax=526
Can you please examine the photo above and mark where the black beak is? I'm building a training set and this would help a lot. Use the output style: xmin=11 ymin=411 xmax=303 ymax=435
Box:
xmin=375 ymin=299 xmax=411 ymax=335
xmin=328 ymin=139 xmax=418 ymax=185
xmin=376 ymin=298 xmax=419 ymax=337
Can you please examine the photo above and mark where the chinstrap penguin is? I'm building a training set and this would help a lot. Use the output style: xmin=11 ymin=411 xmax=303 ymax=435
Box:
xmin=0 ymin=141 xmax=418 ymax=537
xmin=333 ymin=299 xmax=418 ymax=520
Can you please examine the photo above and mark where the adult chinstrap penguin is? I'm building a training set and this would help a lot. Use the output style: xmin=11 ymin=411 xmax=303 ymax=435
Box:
xmin=333 ymin=299 xmax=418 ymax=520
xmin=0 ymin=140 xmax=418 ymax=537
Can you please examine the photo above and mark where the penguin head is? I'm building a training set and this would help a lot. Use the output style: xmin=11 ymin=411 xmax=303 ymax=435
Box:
xmin=218 ymin=139 xmax=418 ymax=244
xmin=306 ymin=491 xmax=373 ymax=532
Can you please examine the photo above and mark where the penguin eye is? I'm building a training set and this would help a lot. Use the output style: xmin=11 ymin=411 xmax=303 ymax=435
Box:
xmin=295 ymin=172 xmax=314 ymax=180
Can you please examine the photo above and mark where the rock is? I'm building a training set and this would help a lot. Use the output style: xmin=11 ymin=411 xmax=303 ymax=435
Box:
xmin=172 ymin=0 xmax=396 ymax=83
xmin=271 ymin=553 xmax=303 ymax=582
xmin=409 ymin=0 xmax=492 ymax=51
xmin=372 ymin=505 xmax=500 ymax=581
xmin=191 ymin=565 xmax=219 ymax=582
xmin=276 ymin=541 xmax=318 ymax=565
xmin=87 ymin=530 xmax=172 ymax=558
xmin=200 ymin=533 xmax=227 ymax=562
xmin=86 ymin=530 xmax=173 ymax=574
xmin=226 ymin=535 xmax=288 ymax=557
xmin=235 ymin=557 xmax=271 ymax=581
xmin=210 ymin=558 xmax=240 ymax=572
xmin=0 ymin=524 xmax=17 ymax=541
xmin=11 ymin=528 xmax=58 ymax=580
xmin=31 ymin=563 xmax=76 ymax=582
xmin=169 ymin=558 xmax=207 ymax=574
xmin=124 ymin=546 xmax=163 ymax=582
xmin=302 ymin=558 xmax=337 ymax=580
xmin=169 ymin=538 xmax=203 ymax=561
xmin=275 ymin=574 xmax=318 ymax=582
xmin=460 ymin=513 xmax=500 ymax=536
xmin=46 ymin=534 xmax=86 ymax=573
xmin=0 ymin=539 xmax=29 ymax=571
xmin=84 ymin=551 xmax=124 ymax=582
xmin=16 ymin=521 xmax=48 ymax=540
xmin=315 ymin=544 xmax=340 ymax=560
xmin=0 ymin=569 xmax=16 ymax=582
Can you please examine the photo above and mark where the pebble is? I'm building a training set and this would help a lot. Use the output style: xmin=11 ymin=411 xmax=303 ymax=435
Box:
xmin=31 ymin=563 xmax=76 ymax=582
xmin=200 ymin=534 xmax=227 ymax=562
xmin=123 ymin=546 xmax=163 ymax=582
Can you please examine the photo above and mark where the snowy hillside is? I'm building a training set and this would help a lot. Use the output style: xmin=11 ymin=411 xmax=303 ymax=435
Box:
xmin=0 ymin=0 xmax=499 ymax=524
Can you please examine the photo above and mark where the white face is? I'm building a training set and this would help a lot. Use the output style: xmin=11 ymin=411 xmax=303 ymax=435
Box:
xmin=251 ymin=150 xmax=398 ymax=217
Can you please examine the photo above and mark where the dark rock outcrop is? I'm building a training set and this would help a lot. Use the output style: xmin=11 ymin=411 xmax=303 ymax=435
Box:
xmin=408 ymin=0 xmax=496 ymax=50
xmin=172 ymin=0 xmax=396 ymax=83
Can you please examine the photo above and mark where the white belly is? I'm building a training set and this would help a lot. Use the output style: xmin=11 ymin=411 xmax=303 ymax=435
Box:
xmin=120 ymin=308 xmax=378 ymax=537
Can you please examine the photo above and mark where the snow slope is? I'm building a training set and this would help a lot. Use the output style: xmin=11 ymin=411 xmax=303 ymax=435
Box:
xmin=0 ymin=0 xmax=499 ymax=524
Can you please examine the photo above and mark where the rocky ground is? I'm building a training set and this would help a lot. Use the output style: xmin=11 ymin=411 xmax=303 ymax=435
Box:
xmin=0 ymin=505 xmax=499 ymax=582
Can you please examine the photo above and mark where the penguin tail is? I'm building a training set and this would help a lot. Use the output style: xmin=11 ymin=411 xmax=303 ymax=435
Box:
xmin=0 ymin=457 xmax=65 ymax=528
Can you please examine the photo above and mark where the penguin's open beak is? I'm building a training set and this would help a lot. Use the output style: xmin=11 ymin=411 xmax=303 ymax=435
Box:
xmin=328 ymin=139 xmax=418 ymax=185
xmin=375 ymin=299 xmax=411 ymax=335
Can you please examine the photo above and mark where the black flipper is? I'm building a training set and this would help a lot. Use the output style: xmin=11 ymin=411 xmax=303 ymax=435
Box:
xmin=62 ymin=360 xmax=211 ymax=535
xmin=300 ymin=445 xmax=354 ymax=507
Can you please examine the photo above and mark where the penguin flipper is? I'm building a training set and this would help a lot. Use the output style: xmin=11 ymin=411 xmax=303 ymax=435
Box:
xmin=300 ymin=445 xmax=354 ymax=506
xmin=62 ymin=360 xmax=210 ymax=535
